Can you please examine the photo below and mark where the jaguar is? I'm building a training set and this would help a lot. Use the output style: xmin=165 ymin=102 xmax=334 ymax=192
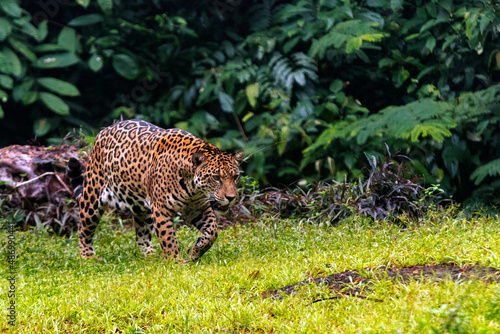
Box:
xmin=68 ymin=120 xmax=244 ymax=262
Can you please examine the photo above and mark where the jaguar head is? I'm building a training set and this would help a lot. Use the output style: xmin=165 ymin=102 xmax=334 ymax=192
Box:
xmin=193 ymin=150 xmax=244 ymax=214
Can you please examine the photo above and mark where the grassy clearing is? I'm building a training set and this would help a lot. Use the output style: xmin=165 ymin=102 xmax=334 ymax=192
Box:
xmin=1 ymin=210 xmax=500 ymax=333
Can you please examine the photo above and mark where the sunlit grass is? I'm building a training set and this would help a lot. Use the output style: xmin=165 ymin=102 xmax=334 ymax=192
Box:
xmin=1 ymin=210 xmax=499 ymax=333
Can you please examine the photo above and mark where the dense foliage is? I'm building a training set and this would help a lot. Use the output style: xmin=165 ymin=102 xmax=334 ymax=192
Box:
xmin=224 ymin=145 xmax=442 ymax=229
xmin=1 ymin=0 xmax=499 ymax=203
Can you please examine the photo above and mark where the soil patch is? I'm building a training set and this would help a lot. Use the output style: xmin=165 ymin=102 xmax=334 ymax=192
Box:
xmin=261 ymin=264 xmax=500 ymax=300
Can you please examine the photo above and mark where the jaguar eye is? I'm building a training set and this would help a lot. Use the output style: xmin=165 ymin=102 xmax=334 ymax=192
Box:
xmin=213 ymin=174 xmax=221 ymax=182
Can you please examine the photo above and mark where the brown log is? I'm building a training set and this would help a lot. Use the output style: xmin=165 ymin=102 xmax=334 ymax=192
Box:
xmin=0 ymin=144 xmax=86 ymax=234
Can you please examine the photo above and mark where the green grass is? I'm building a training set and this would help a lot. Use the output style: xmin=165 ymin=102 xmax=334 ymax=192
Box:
xmin=1 ymin=211 xmax=500 ymax=333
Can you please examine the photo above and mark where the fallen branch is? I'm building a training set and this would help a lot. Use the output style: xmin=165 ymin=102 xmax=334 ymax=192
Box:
xmin=310 ymin=292 xmax=384 ymax=304
xmin=262 ymin=264 xmax=500 ymax=300
xmin=12 ymin=172 xmax=57 ymax=188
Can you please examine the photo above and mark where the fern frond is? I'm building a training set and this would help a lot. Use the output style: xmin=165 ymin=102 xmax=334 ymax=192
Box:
xmin=382 ymin=99 xmax=455 ymax=142
xmin=347 ymin=98 xmax=455 ymax=144
xmin=291 ymin=52 xmax=316 ymax=71
xmin=270 ymin=53 xmax=294 ymax=88
xmin=455 ymin=83 xmax=500 ymax=121
xmin=470 ymin=158 xmax=500 ymax=185
xmin=407 ymin=121 xmax=453 ymax=142
xmin=248 ymin=0 xmax=276 ymax=32
xmin=276 ymin=0 xmax=314 ymax=22
xmin=309 ymin=20 xmax=388 ymax=59
xmin=349 ymin=114 xmax=384 ymax=145
xmin=223 ymin=60 xmax=257 ymax=83
xmin=291 ymin=52 xmax=318 ymax=83
xmin=269 ymin=52 xmax=318 ymax=94
xmin=303 ymin=121 xmax=351 ymax=156
xmin=255 ymin=65 xmax=290 ymax=110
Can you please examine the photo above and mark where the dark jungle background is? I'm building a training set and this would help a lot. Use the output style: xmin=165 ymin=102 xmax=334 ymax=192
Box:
xmin=1 ymin=0 xmax=499 ymax=204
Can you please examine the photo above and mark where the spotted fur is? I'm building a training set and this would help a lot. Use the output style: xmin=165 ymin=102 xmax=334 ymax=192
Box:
xmin=71 ymin=120 xmax=244 ymax=261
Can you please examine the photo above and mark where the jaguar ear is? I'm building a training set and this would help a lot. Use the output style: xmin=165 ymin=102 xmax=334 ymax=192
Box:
xmin=192 ymin=152 xmax=206 ymax=167
xmin=234 ymin=150 xmax=245 ymax=164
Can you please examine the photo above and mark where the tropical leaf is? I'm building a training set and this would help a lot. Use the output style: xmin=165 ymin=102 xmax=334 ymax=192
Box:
xmin=58 ymin=28 xmax=78 ymax=53
xmin=112 ymin=54 xmax=139 ymax=80
xmin=12 ymin=78 xmax=34 ymax=102
xmin=37 ymin=20 xmax=48 ymax=41
xmin=76 ymin=0 xmax=90 ymax=8
xmin=0 ymin=17 xmax=12 ymax=41
xmin=196 ymin=84 xmax=217 ymax=106
xmin=88 ymin=54 xmax=103 ymax=72
xmin=33 ymin=118 xmax=51 ymax=136
xmin=9 ymin=38 xmax=37 ymax=63
xmin=0 ymin=74 xmax=13 ymax=89
xmin=36 ymin=53 xmax=80 ymax=68
xmin=0 ymin=0 xmax=21 ymax=18
xmin=1 ymin=47 xmax=21 ymax=76
xmin=68 ymin=14 xmax=104 ymax=27
xmin=0 ymin=88 xmax=7 ymax=103
xmin=39 ymin=92 xmax=70 ymax=115
xmin=218 ymin=91 xmax=234 ymax=113
xmin=37 ymin=78 xmax=80 ymax=97
xmin=277 ymin=126 xmax=290 ymax=156
xmin=97 ymin=0 xmax=113 ymax=13
xmin=246 ymin=83 xmax=259 ymax=108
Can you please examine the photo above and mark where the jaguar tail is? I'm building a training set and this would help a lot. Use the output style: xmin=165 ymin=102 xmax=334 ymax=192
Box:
xmin=67 ymin=158 xmax=84 ymax=198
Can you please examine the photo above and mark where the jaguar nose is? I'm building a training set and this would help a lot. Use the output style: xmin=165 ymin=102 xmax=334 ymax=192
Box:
xmin=225 ymin=195 xmax=235 ymax=203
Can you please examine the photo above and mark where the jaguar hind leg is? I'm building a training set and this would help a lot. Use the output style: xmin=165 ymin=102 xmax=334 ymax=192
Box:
xmin=78 ymin=197 xmax=105 ymax=259
xmin=77 ymin=171 xmax=107 ymax=259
